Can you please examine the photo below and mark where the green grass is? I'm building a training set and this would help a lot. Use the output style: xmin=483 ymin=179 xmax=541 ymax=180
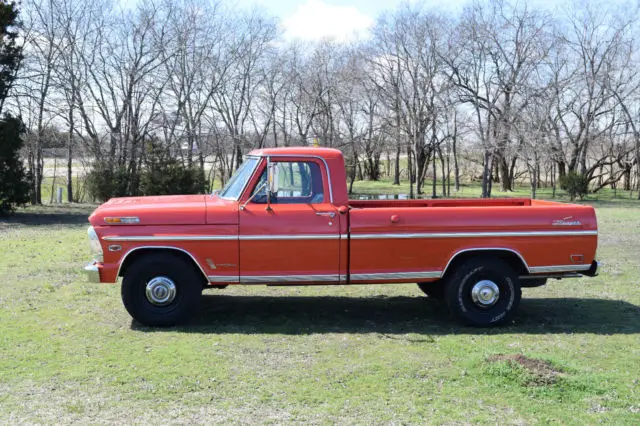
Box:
xmin=1 ymin=202 xmax=639 ymax=423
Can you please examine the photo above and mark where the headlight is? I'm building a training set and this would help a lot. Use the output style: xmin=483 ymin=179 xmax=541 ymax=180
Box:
xmin=88 ymin=226 xmax=104 ymax=262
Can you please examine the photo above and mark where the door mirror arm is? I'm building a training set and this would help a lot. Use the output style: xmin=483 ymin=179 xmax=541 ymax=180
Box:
xmin=240 ymin=182 xmax=267 ymax=211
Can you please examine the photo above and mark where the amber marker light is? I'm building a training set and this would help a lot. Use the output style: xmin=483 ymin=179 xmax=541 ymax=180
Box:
xmin=104 ymin=217 xmax=140 ymax=224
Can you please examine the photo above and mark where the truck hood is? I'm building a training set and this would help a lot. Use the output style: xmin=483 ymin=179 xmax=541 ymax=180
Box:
xmin=89 ymin=194 xmax=238 ymax=226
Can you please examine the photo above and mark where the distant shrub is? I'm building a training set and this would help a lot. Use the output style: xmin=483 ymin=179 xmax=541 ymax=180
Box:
xmin=86 ymin=145 xmax=207 ymax=202
xmin=85 ymin=162 xmax=132 ymax=202
xmin=139 ymin=157 xmax=206 ymax=196
xmin=0 ymin=115 xmax=33 ymax=215
xmin=560 ymin=171 xmax=589 ymax=201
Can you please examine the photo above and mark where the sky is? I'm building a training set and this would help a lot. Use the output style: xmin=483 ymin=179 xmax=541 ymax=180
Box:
xmin=118 ymin=0 xmax=632 ymax=43
xmin=236 ymin=0 xmax=468 ymax=42
xmin=233 ymin=0 xmax=633 ymax=42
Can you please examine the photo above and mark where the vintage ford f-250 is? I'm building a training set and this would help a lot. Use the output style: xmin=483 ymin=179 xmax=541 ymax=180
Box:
xmin=85 ymin=147 xmax=599 ymax=327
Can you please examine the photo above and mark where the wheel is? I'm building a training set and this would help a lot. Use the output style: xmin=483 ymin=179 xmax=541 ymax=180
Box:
xmin=444 ymin=257 xmax=521 ymax=327
xmin=121 ymin=253 xmax=203 ymax=326
xmin=417 ymin=281 xmax=445 ymax=299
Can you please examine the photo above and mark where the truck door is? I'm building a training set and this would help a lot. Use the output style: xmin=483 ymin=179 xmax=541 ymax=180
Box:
xmin=238 ymin=158 xmax=342 ymax=284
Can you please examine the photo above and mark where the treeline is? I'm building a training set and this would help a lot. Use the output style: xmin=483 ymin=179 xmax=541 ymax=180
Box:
xmin=6 ymin=0 xmax=640 ymax=202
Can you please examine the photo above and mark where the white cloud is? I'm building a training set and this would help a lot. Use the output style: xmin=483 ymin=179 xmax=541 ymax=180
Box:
xmin=282 ymin=0 xmax=373 ymax=42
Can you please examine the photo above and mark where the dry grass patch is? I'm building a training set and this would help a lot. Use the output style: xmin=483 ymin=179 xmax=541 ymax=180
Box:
xmin=487 ymin=354 xmax=566 ymax=386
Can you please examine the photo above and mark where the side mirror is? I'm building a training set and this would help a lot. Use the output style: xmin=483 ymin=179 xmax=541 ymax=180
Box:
xmin=268 ymin=162 xmax=279 ymax=194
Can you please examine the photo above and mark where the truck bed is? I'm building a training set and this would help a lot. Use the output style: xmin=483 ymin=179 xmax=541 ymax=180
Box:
xmin=346 ymin=198 xmax=598 ymax=283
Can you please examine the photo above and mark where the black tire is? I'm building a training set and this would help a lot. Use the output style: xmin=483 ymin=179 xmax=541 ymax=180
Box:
xmin=121 ymin=253 xmax=203 ymax=326
xmin=417 ymin=281 xmax=445 ymax=299
xmin=444 ymin=257 xmax=521 ymax=327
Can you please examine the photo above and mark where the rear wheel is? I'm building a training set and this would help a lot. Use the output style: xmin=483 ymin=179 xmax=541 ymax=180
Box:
xmin=417 ymin=281 xmax=445 ymax=299
xmin=121 ymin=253 xmax=202 ymax=326
xmin=444 ymin=257 xmax=521 ymax=327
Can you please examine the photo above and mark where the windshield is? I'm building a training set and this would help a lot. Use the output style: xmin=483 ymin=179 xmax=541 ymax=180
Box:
xmin=218 ymin=157 xmax=260 ymax=200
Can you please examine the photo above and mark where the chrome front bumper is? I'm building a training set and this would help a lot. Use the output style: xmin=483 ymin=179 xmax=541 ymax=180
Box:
xmin=84 ymin=261 xmax=101 ymax=283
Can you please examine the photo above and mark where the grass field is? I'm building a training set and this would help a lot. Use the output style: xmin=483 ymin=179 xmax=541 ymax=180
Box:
xmin=1 ymin=197 xmax=639 ymax=423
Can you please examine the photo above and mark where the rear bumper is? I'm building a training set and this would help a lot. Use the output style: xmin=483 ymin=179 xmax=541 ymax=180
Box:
xmin=582 ymin=260 xmax=600 ymax=277
xmin=84 ymin=261 xmax=101 ymax=283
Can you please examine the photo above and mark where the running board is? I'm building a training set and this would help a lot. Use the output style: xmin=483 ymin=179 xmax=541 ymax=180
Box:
xmin=519 ymin=273 xmax=582 ymax=280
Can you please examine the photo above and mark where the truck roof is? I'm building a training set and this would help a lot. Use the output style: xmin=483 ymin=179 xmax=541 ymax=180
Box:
xmin=249 ymin=146 xmax=344 ymax=160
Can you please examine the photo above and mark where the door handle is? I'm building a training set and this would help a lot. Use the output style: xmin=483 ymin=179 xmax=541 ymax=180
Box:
xmin=316 ymin=211 xmax=336 ymax=218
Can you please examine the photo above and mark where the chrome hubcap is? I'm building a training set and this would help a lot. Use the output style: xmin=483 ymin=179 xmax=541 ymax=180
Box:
xmin=145 ymin=276 xmax=177 ymax=306
xmin=471 ymin=280 xmax=500 ymax=308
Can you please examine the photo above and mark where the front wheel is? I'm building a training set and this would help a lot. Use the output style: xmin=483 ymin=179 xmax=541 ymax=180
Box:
xmin=121 ymin=253 xmax=203 ymax=326
xmin=444 ymin=257 xmax=521 ymax=327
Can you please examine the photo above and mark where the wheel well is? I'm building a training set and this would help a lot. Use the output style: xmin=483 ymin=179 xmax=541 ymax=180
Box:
xmin=118 ymin=248 xmax=208 ymax=285
xmin=442 ymin=249 xmax=528 ymax=278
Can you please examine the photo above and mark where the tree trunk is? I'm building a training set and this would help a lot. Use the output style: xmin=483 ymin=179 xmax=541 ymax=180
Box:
xmin=416 ymin=147 xmax=427 ymax=195
xmin=393 ymin=146 xmax=400 ymax=185
xmin=431 ymin=148 xmax=437 ymax=198
xmin=557 ymin=160 xmax=566 ymax=179
xmin=453 ymin=133 xmax=460 ymax=192
xmin=551 ymin=162 xmax=557 ymax=198
xmin=438 ymin=146 xmax=446 ymax=197
xmin=481 ymin=150 xmax=493 ymax=198
xmin=407 ymin=146 xmax=414 ymax=199
xmin=622 ymin=165 xmax=631 ymax=191
xmin=385 ymin=151 xmax=391 ymax=179
xmin=234 ymin=143 xmax=243 ymax=170
xmin=67 ymin=110 xmax=74 ymax=203
xmin=499 ymin=156 xmax=512 ymax=191
xmin=446 ymin=143 xmax=451 ymax=197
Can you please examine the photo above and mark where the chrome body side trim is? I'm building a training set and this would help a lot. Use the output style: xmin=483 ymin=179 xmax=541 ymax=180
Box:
xmin=350 ymin=271 xmax=442 ymax=281
xmin=105 ymin=230 xmax=596 ymax=243
xmin=104 ymin=235 xmax=237 ymax=242
xmin=116 ymin=246 xmax=209 ymax=282
xmin=239 ymin=274 xmax=341 ymax=284
xmin=105 ymin=234 xmax=342 ymax=242
xmin=442 ymin=248 xmax=531 ymax=275
xmin=208 ymin=275 xmax=240 ymax=283
xmin=350 ymin=230 xmax=598 ymax=239
xmin=529 ymin=264 xmax=592 ymax=274
xmin=239 ymin=234 xmax=340 ymax=241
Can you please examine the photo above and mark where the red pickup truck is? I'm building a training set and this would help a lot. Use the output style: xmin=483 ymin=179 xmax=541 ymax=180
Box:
xmin=85 ymin=147 xmax=599 ymax=327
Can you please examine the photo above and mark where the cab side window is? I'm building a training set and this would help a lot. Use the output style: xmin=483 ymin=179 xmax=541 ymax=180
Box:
xmin=251 ymin=161 xmax=325 ymax=204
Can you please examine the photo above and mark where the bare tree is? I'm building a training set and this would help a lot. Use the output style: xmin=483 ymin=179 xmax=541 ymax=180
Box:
xmin=211 ymin=9 xmax=276 ymax=173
